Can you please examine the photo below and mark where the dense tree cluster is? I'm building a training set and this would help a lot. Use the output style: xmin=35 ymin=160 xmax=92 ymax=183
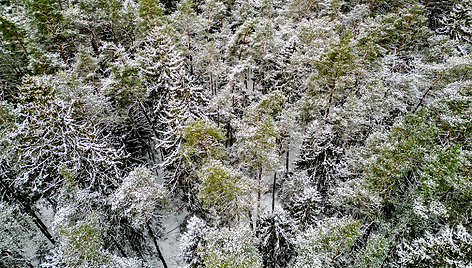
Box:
xmin=1 ymin=0 xmax=472 ymax=267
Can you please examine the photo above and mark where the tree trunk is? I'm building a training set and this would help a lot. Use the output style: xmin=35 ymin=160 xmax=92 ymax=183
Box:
xmin=229 ymin=124 xmax=233 ymax=147
xmin=0 ymin=180 xmax=55 ymax=245
xmin=225 ymin=122 xmax=230 ymax=147
xmin=138 ymin=100 xmax=159 ymax=139
xmin=369 ymin=0 xmax=377 ymax=10
xmin=55 ymin=35 xmax=67 ymax=64
xmin=111 ymin=236 xmax=128 ymax=258
xmin=271 ymin=172 xmax=276 ymax=213
xmin=325 ymin=86 xmax=335 ymax=119
xmin=256 ymin=162 xmax=263 ymax=227
xmin=217 ymin=107 xmax=220 ymax=128
xmin=145 ymin=221 xmax=168 ymax=268
xmin=13 ymin=30 xmax=28 ymax=56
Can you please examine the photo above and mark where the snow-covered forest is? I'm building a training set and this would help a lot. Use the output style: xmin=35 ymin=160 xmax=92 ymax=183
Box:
xmin=1 ymin=0 xmax=472 ymax=267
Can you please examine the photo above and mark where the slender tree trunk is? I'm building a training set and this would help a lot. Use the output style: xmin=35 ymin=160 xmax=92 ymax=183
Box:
xmin=186 ymin=17 xmax=193 ymax=75
xmin=232 ymin=95 xmax=235 ymax=110
xmin=325 ymin=86 xmax=335 ymax=119
xmin=0 ymin=180 xmax=55 ymax=245
xmin=137 ymin=100 xmax=167 ymax=162
xmin=229 ymin=124 xmax=233 ymax=147
xmin=413 ymin=71 xmax=445 ymax=113
xmin=217 ymin=107 xmax=220 ymax=128
xmin=369 ymin=0 xmax=377 ymax=10
xmin=145 ymin=221 xmax=168 ymax=268
xmin=89 ymin=28 xmax=99 ymax=55
xmin=24 ymin=202 xmax=56 ymax=245
xmin=225 ymin=122 xmax=230 ymax=148
xmin=425 ymin=0 xmax=431 ymax=8
xmin=13 ymin=31 xmax=28 ymax=56
xmin=55 ymin=35 xmax=67 ymax=64
xmin=111 ymin=236 xmax=128 ymax=258
xmin=325 ymin=78 xmax=337 ymax=119
xmin=256 ymin=162 xmax=263 ymax=227
xmin=271 ymin=172 xmax=276 ymax=213
xmin=137 ymin=101 xmax=159 ymax=138
xmin=160 ymin=148 xmax=165 ymax=161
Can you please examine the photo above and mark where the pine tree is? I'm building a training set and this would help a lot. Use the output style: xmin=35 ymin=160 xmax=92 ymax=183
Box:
xmin=437 ymin=0 xmax=472 ymax=53
xmin=293 ymin=217 xmax=361 ymax=267
xmin=111 ymin=166 xmax=169 ymax=267
xmin=296 ymin=120 xmax=343 ymax=196
xmin=10 ymin=76 xmax=124 ymax=196
xmin=256 ymin=209 xmax=297 ymax=268
xmin=197 ymin=160 xmax=253 ymax=222
xmin=398 ymin=224 xmax=472 ymax=267
xmin=199 ymin=225 xmax=262 ymax=268
xmin=0 ymin=14 xmax=30 ymax=96
xmin=236 ymin=91 xmax=284 ymax=226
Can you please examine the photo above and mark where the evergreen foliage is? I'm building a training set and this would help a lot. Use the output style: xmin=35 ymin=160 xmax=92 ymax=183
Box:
xmin=1 ymin=0 xmax=472 ymax=266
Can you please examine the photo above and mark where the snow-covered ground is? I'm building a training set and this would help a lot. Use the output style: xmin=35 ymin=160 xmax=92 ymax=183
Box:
xmin=159 ymin=207 xmax=188 ymax=267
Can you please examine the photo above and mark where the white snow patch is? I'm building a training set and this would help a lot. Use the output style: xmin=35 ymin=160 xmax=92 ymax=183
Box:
xmin=159 ymin=207 xmax=188 ymax=267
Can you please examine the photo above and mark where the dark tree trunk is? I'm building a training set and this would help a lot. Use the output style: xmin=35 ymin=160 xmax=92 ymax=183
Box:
xmin=0 ymin=180 xmax=55 ymax=245
xmin=272 ymin=172 xmax=276 ymax=213
xmin=145 ymin=221 xmax=168 ymax=268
